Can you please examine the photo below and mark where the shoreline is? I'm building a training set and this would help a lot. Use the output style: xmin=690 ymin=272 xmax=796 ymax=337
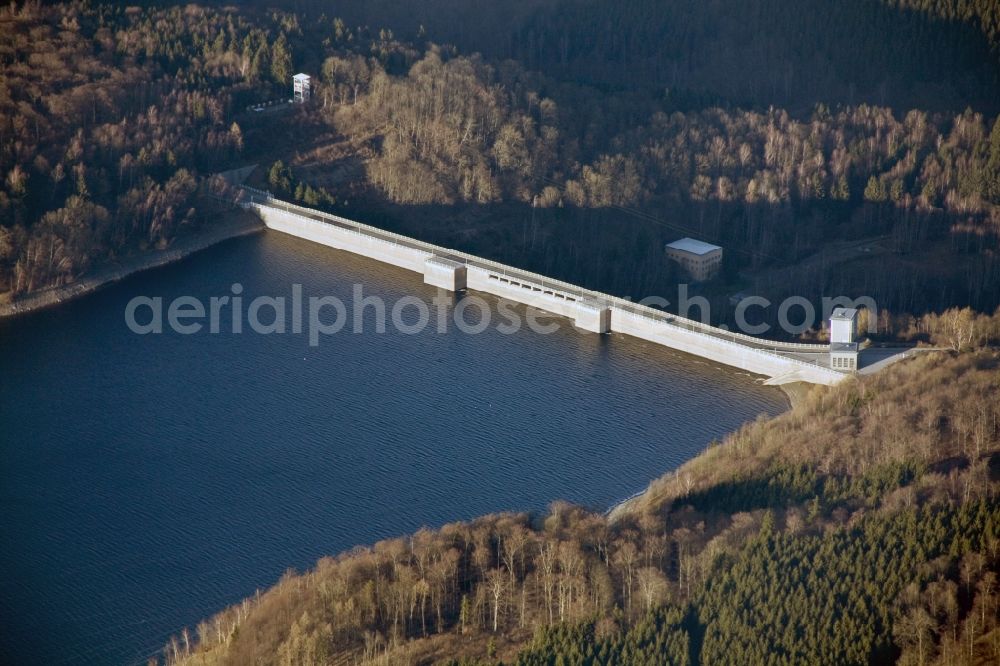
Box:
xmin=0 ymin=212 xmax=264 ymax=320
xmin=606 ymin=379 xmax=801 ymax=522
xmin=2 ymin=197 xmax=802 ymax=527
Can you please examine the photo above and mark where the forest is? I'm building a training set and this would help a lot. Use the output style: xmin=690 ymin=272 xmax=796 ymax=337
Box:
xmin=166 ymin=350 xmax=1000 ymax=665
xmin=291 ymin=24 xmax=1000 ymax=322
xmin=2 ymin=0 xmax=1000 ymax=330
xmin=4 ymin=2 xmax=999 ymax=664
xmin=221 ymin=0 xmax=1000 ymax=113
xmin=0 ymin=2 xmax=255 ymax=296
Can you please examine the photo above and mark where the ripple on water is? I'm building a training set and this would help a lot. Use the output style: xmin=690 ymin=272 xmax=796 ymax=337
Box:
xmin=0 ymin=231 xmax=787 ymax=665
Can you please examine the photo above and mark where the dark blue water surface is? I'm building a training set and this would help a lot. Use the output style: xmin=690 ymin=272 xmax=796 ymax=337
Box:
xmin=0 ymin=231 xmax=786 ymax=665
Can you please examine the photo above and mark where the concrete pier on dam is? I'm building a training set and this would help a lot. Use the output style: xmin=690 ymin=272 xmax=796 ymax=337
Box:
xmin=241 ymin=188 xmax=848 ymax=386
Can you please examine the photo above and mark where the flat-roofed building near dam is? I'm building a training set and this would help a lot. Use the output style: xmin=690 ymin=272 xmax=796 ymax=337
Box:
xmin=665 ymin=237 xmax=723 ymax=281
xmin=242 ymin=191 xmax=867 ymax=386
xmin=829 ymin=307 xmax=860 ymax=372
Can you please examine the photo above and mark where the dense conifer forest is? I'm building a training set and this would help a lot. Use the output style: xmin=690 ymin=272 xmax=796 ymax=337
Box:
xmin=167 ymin=351 xmax=1000 ymax=665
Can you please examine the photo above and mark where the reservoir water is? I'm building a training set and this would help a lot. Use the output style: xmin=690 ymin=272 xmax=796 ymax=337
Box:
xmin=0 ymin=231 xmax=787 ymax=664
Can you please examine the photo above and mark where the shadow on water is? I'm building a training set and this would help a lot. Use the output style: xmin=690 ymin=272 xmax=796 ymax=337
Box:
xmin=0 ymin=230 xmax=787 ymax=665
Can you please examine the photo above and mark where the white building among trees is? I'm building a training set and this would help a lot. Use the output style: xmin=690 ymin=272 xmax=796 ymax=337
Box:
xmin=293 ymin=73 xmax=311 ymax=103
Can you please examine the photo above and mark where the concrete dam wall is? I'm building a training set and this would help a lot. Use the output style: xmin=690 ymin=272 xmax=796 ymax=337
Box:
xmin=246 ymin=191 xmax=845 ymax=386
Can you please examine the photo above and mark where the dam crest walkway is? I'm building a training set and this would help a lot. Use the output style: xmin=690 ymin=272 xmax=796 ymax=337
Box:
xmin=238 ymin=188 xmax=900 ymax=386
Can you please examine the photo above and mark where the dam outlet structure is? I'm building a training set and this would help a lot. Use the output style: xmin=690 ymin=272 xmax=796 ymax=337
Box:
xmin=238 ymin=187 xmax=903 ymax=386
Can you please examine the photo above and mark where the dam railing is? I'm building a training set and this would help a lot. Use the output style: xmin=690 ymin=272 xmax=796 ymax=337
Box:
xmin=241 ymin=188 xmax=833 ymax=365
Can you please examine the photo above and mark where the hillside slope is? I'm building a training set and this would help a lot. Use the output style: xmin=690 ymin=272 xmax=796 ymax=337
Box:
xmin=168 ymin=350 xmax=1000 ymax=665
